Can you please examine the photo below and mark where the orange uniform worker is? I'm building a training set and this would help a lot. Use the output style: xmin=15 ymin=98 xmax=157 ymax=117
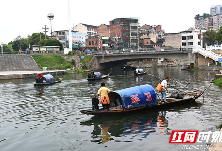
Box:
xmin=97 ymin=82 xmax=112 ymax=110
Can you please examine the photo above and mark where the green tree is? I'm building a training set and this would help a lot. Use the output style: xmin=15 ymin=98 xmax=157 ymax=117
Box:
xmin=203 ymin=29 xmax=217 ymax=46
xmin=38 ymin=39 xmax=63 ymax=50
xmin=2 ymin=44 xmax=14 ymax=54
xmin=216 ymin=26 xmax=222 ymax=44
xmin=28 ymin=33 xmax=48 ymax=46
xmin=12 ymin=36 xmax=28 ymax=53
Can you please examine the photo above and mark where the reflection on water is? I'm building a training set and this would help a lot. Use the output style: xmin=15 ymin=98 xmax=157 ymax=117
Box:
xmin=80 ymin=102 xmax=201 ymax=144
xmin=0 ymin=67 xmax=221 ymax=151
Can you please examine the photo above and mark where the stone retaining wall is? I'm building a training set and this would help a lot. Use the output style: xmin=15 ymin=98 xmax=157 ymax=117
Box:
xmin=0 ymin=54 xmax=40 ymax=71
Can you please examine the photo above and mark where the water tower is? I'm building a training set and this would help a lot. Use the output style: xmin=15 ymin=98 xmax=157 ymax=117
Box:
xmin=47 ymin=13 xmax=54 ymax=38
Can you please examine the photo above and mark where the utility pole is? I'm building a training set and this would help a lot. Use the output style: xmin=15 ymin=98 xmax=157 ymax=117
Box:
xmin=42 ymin=25 xmax=49 ymax=39
xmin=1 ymin=42 xmax=3 ymax=55
xmin=68 ymin=0 xmax=72 ymax=52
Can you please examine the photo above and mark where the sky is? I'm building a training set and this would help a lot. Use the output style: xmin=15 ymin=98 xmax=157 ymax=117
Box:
xmin=0 ymin=0 xmax=222 ymax=44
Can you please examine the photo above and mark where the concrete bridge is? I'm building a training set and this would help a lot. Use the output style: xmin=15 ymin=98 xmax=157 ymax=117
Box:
xmin=89 ymin=50 xmax=194 ymax=70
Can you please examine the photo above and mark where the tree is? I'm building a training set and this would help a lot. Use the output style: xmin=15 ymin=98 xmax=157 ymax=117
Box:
xmin=216 ymin=26 xmax=222 ymax=44
xmin=38 ymin=39 xmax=63 ymax=50
xmin=28 ymin=33 xmax=48 ymax=46
xmin=2 ymin=44 xmax=14 ymax=54
xmin=203 ymin=29 xmax=217 ymax=46
xmin=12 ymin=36 xmax=28 ymax=53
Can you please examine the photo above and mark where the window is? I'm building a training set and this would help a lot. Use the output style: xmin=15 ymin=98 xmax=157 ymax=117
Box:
xmin=102 ymin=39 xmax=108 ymax=44
xmin=182 ymin=36 xmax=186 ymax=40
xmin=92 ymin=41 xmax=94 ymax=45
xmin=122 ymin=26 xmax=128 ymax=30
xmin=182 ymin=42 xmax=186 ymax=46
xmin=131 ymin=32 xmax=137 ymax=36
xmin=122 ymin=32 xmax=128 ymax=36
xmin=188 ymin=42 xmax=193 ymax=45
xmin=188 ymin=36 xmax=193 ymax=40
xmin=131 ymin=39 xmax=138 ymax=43
xmin=131 ymin=26 xmax=137 ymax=30
xmin=89 ymin=41 xmax=91 ymax=45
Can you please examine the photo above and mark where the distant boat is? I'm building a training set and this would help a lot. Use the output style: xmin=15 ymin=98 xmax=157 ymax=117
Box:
xmin=134 ymin=69 xmax=146 ymax=76
xmin=34 ymin=74 xmax=62 ymax=86
xmin=87 ymin=72 xmax=109 ymax=81
xmin=80 ymin=84 xmax=204 ymax=116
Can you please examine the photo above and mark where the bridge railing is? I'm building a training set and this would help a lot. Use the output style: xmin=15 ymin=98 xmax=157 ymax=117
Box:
xmin=193 ymin=45 xmax=222 ymax=62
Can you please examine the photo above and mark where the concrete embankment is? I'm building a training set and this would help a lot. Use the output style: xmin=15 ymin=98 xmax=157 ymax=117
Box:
xmin=0 ymin=70 xmax=65 ymax=80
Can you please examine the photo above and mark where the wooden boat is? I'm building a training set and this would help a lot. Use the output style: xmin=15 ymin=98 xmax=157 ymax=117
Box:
xmin=87 ymin=71 xmax=110 ymax=81
xmin=87 ymin=75 xmax=109 ymax=81
xmin=80 ymin=84 xmax=204 ymax=116
xmin=34 ymin=79 xmax=62 ymax=86
xmin=34 ymin=74 xmax=62 ymax=86
xmin=134 ymin=69 xmax=146 ymax=76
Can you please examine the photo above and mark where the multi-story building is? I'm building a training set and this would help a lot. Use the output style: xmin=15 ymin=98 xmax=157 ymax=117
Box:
xmin=210 ymin=5 xmax=222 ymax=16
xmin=73 ymin=23 xmax=98 ymax=37
xmin=97 ymin=24 xmax=110 ymax=37
xmin=53 ymin=30 xmax=86 ymax=49
xmin=109 ymin=18 xmax=139 ymax=50
xmin=195 ymin=6 xmax=222 ymax=31
xmin=213 ymin=14 xmax=222 ymax=30
xmin=139 ymin=24 xmax=164 ymax=48
xmin=194 ymin=14 xmax=211 ymax=30
xmin=85 ymin=36 xmax=108 ymax=51
xmin=181 ymin=30 xmax=206 ymax=50
xmin=164 ymin=29 xmax=206 ymax=50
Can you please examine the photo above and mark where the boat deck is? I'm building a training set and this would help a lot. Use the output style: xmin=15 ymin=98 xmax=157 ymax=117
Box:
xmin=80 ymin=90 xmax=204 ymax=116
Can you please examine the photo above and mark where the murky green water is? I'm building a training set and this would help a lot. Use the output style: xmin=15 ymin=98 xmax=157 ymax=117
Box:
xmin=0 ymin=67 xmax=221 ymax=151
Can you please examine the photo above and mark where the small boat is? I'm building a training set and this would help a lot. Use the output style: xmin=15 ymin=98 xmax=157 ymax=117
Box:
xmin=87 ymin=72 xmax=109 ymax=81
xmin=80 ymin=84 xmax=204 ymax=116
xmin=134 ymin=69 xmax=146 ymax=76
xmin=34 ymin=74 xmax=62 ymax=86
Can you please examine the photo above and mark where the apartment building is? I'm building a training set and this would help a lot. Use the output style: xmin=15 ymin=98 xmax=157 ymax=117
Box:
xmin=97 ymin=24 xmax=110 ymax=37
xmin=164 ymin=29 xmax=206 ymax=50
xmin=73 ymin=23 xmax=98 ymax=37
xmin=109 ymin=18 xmax=139 ymax=50
xmin=210 ymin=5 xmax=222 ymax=16
xmin=195 ymin=5 xmax=222 ymax=31
xmin=140 ymin=24 xmax=165 ymax=48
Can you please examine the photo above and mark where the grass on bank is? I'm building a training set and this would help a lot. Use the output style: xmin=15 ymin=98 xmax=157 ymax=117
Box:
xmin=32 ymin=54 xmax=74 ymax=70
xmin=212 ymin=78 xmax=222 ymax=88
xmin=32 ymin=54 xmax=93 ymax=71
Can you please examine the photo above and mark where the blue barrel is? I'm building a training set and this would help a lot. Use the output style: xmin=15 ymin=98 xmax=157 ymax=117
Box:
xmin=109 ymin=84 xmax=157 ymax=109
xmin=43 ymin=74 xmax=54 ymax=83
xmin=94 ymin=72 xmax=102 ymax=79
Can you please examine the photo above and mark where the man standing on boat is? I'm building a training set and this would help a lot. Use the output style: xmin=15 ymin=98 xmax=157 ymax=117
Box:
xmin=97 ymin=82 xmax=112 ymax=110
xmin=36 ymin=73 xmax=44 ymax=83
xmin=160 ymin=77 xmax=169 ymax=103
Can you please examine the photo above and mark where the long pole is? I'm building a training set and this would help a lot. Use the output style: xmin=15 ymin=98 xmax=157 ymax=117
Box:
xmin=50 ymin=20 xmax=52 ymax=38
xmin=68 ymin=0 xmax=72 ymax=52
xmin=1 ymin=42 xmax=3 ymax=55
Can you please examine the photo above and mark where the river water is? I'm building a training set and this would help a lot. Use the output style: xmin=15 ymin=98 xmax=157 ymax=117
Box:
xmin=0 ymin=67 xmax=221 ymax=151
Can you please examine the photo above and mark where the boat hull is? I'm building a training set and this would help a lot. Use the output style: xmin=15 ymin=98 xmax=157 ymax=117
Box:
xmin=87 ymin=75 xmax=109 ymax=81
xmin=80 ymin=91 xmax=203 ymax=116
xmin=34 ymin=80 xmax=62 ymax=86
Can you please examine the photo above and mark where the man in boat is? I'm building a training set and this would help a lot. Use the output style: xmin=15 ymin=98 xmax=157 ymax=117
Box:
xmin=36 ymin=73 xmax=44 ymax=83
xmin=97 ymin=82 xmax=112 ymax=110
xmin=90 ymin=70 xmax=95 ymax=79
xmin=160 ymin=77 xmax=169 ymax=103
xmin=92 ymin=95 xmax=99 ymax=110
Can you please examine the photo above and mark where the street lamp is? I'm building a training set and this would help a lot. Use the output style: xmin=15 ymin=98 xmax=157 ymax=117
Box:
xmin=47 ymin=13 xmax=54 ymax=38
